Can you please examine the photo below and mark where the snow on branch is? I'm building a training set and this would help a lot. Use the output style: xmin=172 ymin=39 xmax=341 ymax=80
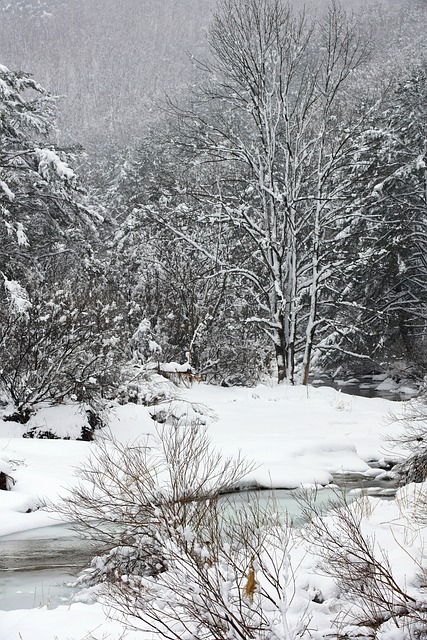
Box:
xmin=0 ymin=179 xmax=15 ymax=202
xmin=35 ymin=148 xmax=76 ymax=185
xmin=2 ymin=275 xmax=31 ymax=314
xmin=4 ymin=218 xmax=30 ymax=247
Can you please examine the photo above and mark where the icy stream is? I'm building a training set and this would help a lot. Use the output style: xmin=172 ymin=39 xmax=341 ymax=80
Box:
xmin=311 ymin=373 xmax=418 ymax=401
xmin=0 ymin=525 xmax=95 ymax=610
xmin=0 ymin=483 xmax=398 ymax=611
xmin=0 ymin=377 xmax=412 ymax=611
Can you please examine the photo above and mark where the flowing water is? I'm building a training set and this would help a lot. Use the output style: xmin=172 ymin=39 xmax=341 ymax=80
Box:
xmin=311 ymin=373 xmax=418 ymax=401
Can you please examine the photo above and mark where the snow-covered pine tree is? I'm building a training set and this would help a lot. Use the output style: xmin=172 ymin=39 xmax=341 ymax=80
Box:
xmin=328 ymin=59 xmax=427 ymax=376
xmin=0 ymin=64 xmax=119 ymax=420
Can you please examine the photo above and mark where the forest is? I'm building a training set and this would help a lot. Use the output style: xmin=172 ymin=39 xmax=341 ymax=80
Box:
xmin=0 ymin=0 xmax=426 ymax=419
xmin=2 ymin=2 xmax=427 ymax=639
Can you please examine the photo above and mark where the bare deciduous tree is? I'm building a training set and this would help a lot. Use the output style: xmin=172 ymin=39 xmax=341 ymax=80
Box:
xmin=150 ymin=0 xmax=375 ymax=383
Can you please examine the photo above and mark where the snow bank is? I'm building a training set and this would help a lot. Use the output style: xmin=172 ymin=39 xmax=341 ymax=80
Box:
xmin=0 ymin=602 xmax=146 ymax=640
xmin=0 ymin=385 xmax=407 ymax=538
xmin=0 ymin=384 xmax=424 ymax=639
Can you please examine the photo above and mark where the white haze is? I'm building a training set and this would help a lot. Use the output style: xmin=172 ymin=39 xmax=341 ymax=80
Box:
xmin=0 ymin=0 xmax=425 ymax=151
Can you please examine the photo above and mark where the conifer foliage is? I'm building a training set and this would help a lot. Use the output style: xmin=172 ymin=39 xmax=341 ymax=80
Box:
xmin=0 ymin=64 xmax=114 ymax=419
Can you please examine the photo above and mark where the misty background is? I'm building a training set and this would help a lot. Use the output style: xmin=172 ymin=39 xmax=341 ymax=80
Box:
xmin=0 ymin=0 xmax=425 ymax=154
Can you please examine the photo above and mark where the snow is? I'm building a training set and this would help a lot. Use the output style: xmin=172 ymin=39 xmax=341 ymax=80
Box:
xmin=3 ymin=276 xmax=31 ymax=313
xmin=15 ymin=222 xmax=29 ymax=246
xmin=0 ymin=384 xmax=407 ymax=537
xmin=159 ymin=361 xmax=192 ymax=373
xmin=0 ymin=383 xmax=422 ymax=639
xmin=0 ymin=179 xmax=15 ymax=201
xmin=176 ymin=384 xmax=406 ymax=487
xmin=35 ymin=147 xmax=76 ymax=183
xmin=416 ymin=154 xmax=426 ymax=170
xmin=0 ymin=602 xmax=143 ymax=640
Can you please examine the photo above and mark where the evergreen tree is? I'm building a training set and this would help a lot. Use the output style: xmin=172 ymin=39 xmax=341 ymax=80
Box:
xmin=0 ymin=64 xmax=118 ymax=418
xmin=332 ymin=60 xmax=427 ymax=376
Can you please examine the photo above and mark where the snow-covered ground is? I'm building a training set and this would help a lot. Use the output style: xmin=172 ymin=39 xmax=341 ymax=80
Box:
xmin=0 ymin=383 xmax=423 ymax=639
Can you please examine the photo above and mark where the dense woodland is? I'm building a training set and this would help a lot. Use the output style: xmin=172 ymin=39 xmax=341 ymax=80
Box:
xmin=0 ymin=0 xmax=427 ymax=419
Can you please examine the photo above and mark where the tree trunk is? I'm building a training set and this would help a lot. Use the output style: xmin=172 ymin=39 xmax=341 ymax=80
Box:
xmin=275 ymin=320 xmax=288 ymax=383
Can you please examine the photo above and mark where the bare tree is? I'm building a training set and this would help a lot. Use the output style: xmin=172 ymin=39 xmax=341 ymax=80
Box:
xmin=150 ymin=0 xmax=374 ymax=383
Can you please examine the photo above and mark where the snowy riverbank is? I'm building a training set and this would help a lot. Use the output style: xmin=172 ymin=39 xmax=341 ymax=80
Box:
xmin=0 ymin=383 xmax=410 ymax=538
xmin=0 ymin=383 xmax=423 ymax=639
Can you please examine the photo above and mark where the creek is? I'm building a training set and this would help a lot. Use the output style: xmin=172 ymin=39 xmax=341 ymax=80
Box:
xmin=311 ymin=373 xmax=418 ymax=401
xmin=0 ymin=479 xmax=398 ymax=611
xmin=1 ymin=376 xmax=411 ymax=612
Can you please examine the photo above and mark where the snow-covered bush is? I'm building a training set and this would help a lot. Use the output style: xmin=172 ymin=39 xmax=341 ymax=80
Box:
xmin=298 ymin=487 xmax=427 ymax=638
xmin=115 ymin=364 xmax=178 ymax=406
xmin=390 ymin=398 xmax=427 ymax=484
xmin=60 ymin=415 xmax=252 ymax=550
xmin=59 ymin=417 xmax=319 ymax=639
xmin=0 ymin=279 xmax=120 ymax=422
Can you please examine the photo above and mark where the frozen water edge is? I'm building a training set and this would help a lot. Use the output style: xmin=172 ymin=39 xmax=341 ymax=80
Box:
xmin=0 ymin=481 xmax=398 ymax=611
xmin=0 ymin=382 xmax=419 ymax=639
